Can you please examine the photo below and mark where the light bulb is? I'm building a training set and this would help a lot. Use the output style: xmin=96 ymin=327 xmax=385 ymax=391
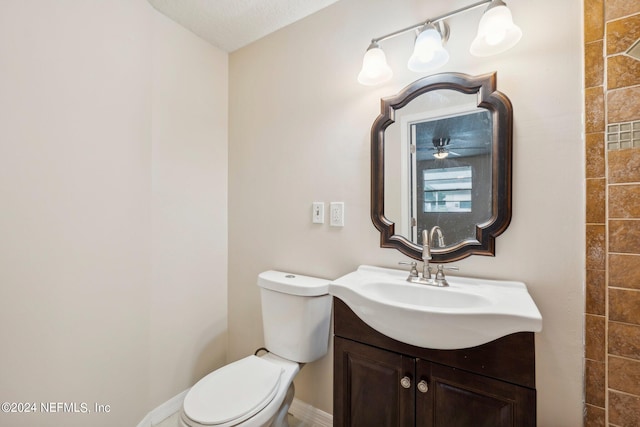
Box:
xmin=485 ymin=28 xmax=507 ymax=46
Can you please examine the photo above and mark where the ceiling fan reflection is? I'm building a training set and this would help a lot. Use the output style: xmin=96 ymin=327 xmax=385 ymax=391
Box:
xmin=432 ymin=137 xmax=457 ymax=158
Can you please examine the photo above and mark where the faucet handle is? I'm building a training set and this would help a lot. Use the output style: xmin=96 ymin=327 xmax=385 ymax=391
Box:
xmin=398 ymin=261 xmax=419 ymax=281
xmin=433 ymin=264 xmax=459 ymax=287
xmin=435 ymin=264 xmax=459 ymax=276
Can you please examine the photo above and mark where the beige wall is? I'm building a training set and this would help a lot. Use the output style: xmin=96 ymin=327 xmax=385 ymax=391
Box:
xmin=150 ymin=11 xmax=229 ymax=408
xmin=0 ymin=1 xmax=228 ymax=426
xmin=229 ymin=0 xmax=584 ymax=425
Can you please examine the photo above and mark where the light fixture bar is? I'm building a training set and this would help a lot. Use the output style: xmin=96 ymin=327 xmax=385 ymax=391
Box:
xmin=358 ymin=0 xmax=522 ymax=85
xmin=370 ymin=0 xmax=492 ymax=44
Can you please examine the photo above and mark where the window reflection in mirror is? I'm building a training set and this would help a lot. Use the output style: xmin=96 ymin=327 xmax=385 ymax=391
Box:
xmin=423 ymin=166 xmax=473 ymax=214
xmin=410 ymin=109 xmax=493 ymax=245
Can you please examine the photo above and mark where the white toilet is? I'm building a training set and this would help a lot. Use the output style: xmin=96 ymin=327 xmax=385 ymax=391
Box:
xmin=179 ymin=270 xmax=332 ymax=427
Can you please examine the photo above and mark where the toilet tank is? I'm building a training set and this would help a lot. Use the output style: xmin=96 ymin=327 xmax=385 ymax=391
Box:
xmin=258 ymin=271 xmax=332 ymax=363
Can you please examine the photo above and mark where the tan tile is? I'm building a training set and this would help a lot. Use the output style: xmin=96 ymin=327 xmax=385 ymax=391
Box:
xmin=609 ymin=219 xmax=640 ymax=254
xmin=609 ymin=147 xmax=640 ymax=184
xmin=586 ymin=314 xmax=606 ymax=361
xmin=587 ymin=269 xmax=606 ymax=315
xmin=587 ymin=178 xmax=606 ymax=223
xmin=585 ymin=0 xmax=605 ymax=43
xmin=586 ymin=87 xmax=605 ymax=133
xmin=586 ymin=359 xmax=606 ymax=406
xmin=586 ymin=132 xmax=605 ymax=179
xmin=609 ymin=321 xmax=640 ymax=360
xmin=610 ymin=254 xmax=640 ymax=290
xmin=608 ymin=54 xmax=640 ymax=90
xmin=609 ymin=355 xmax=640 ymax=395
xmin=606 ymin=0 xmax=640 ymax=21
xmin=608 ymin=86 xmax=640 ymax=124
xmin=609 ymin=391 xmax=640 ymax=427
xmin=586 ymin=40 xmax=605 ymax=88
xmin=587 ymin=224 xmax=606 ymax=270
xmin=610 ymin=288 xmax=640 ymax=325
xmin=585 ymin=404 xmax=606 ymax=427
xmin=609 ymin=184 xmax=640 ymax=218
xmin=606 ymin=15 xmax=640 ymax=55
xmin=586 ymin=403 xmax=606 ymax=427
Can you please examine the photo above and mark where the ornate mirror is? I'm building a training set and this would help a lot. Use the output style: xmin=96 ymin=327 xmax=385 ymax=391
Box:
xmin=371 ymin=72 xmax=513 ymax=262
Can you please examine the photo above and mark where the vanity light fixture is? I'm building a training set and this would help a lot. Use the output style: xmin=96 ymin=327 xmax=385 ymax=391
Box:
xmin=358 ymin=0 xmax=522 ymax=86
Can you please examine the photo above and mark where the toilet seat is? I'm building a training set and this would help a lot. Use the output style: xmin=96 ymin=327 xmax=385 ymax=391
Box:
xmin=182 ymin=355 xmax=283 ymax=426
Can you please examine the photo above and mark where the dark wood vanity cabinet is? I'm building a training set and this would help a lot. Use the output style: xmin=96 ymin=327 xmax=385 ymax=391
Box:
xmin=333 ymin=299 xmax=536 ymax=427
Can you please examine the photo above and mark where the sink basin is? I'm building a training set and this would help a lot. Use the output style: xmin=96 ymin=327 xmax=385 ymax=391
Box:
xmin=364 ymin=282 xmax=492 ymax=309
xmin=329 ymin=265 xmax=542 ymax=349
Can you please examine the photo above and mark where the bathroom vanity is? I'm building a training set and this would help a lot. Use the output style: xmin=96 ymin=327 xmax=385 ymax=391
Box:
xmin=332 ymin=298 xmax=537 ymax=427
xmin=342 ymin=70 xmax=538 ymax=426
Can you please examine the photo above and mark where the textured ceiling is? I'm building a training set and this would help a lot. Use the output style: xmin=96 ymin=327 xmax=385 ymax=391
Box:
xmin=147 ymin=0 xmax=340 ymax=52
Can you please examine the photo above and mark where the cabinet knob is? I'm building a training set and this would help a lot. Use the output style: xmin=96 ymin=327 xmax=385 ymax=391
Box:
xmin=400 ymin=376 xmax=411 ymax=389
xmin=417 ymin=380 xmax=429 ymax=393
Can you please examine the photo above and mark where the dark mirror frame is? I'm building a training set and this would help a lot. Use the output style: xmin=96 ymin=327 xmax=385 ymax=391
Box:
xmin=371 ymin=72 xmax=513 ymax=262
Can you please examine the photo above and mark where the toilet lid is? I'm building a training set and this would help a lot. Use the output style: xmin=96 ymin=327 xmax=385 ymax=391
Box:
xmin=183 ymin=355 xmax=283 ymax=426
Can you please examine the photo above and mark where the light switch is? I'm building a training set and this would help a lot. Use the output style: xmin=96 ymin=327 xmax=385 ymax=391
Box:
xmin=312 ymin=202 xmax=324 ymax=224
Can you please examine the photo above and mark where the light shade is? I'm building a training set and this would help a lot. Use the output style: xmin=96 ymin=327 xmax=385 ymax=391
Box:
xmin=407 ymin=24 xmax=449 ymax=72
xmin=433 ymin=149 xmax=449 ymax=159
xmin=470 ymin=0 xmax=522 ymax=57
xmin=357 ymin=43 xmax=393 ymax=86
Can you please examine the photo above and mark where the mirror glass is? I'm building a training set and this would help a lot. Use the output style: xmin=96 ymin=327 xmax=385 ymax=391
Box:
xmin=371 ymin=73 xmax=512 ymax=262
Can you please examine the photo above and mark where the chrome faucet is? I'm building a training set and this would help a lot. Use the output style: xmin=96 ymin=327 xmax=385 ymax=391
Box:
xmin=421 ymin=229 xmax=433 ymax=280
xmin=422 ymin=226 xmax=445 ymax=280
xmin=399 ymin=226 xmax=455 ymax=286
xmin=430 ymin=226 xmax=445 ymax=248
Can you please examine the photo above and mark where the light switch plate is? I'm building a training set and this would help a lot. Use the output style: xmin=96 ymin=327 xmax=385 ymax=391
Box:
xmin=312 ymin=202 xmax=324 ymax=224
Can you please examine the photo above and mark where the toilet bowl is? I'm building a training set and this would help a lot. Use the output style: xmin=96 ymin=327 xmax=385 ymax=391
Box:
xmin=179 ymin=271 xmax=332 ymax=427
xmin=178 ymin=353 xmax=299 ymax=427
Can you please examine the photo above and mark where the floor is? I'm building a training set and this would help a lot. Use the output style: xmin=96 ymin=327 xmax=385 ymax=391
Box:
xmin=154 ymin=412 xmax=179 ymax=427
xmin=154 ymin=412 xmax=310 ymax=427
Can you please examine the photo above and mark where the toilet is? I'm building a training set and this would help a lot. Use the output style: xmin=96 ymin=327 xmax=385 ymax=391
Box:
xmin=179 ymin=270 xmax=332 ymax=427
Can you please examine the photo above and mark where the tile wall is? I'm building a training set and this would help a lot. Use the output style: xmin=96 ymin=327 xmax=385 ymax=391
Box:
xmin=584 ymin=0 xmax=640 ymax=426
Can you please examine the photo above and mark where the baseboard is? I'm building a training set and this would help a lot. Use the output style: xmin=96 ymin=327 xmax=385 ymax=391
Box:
xmin=289 ymin=398 xmax=333 ymax=427
xmin=135 ymin=389 xmax=188 ymax=427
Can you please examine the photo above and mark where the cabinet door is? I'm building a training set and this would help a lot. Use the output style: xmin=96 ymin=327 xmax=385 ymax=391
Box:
xmin=334 ymin=337 xmax=415 ymax=427
xmin=416 ymin=360 xmax=536 ymax=427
